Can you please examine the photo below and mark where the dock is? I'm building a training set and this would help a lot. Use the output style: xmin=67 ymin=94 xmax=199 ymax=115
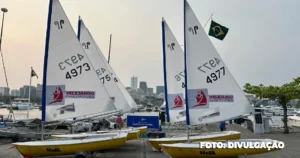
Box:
xmin=0 ymin=124 xmax=300 ymax=157
xmin=0 ymin=126 xmax=69 ymax=141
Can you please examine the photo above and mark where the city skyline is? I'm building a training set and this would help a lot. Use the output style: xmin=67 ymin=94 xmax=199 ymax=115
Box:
xmin=7 ymin=77 xmax=164 ymax=98
xmin=1 ymin=0 xmax=300 ymax=90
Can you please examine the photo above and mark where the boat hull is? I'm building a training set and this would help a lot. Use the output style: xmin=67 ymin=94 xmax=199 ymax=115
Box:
xmin=160 ymin=139 xmax=282 ymax=158
xmin=135 ymin=126 xmax=147 ymax=135
xmin=148 ymin=131 xmax=241 ymax=151
xmin=127 ymin=130 xmax=140 ymax=140
xmin=51 ymin=133 xmax=117 ymax=139
xmin=51 ymin=130 xmax=140 ymax=141
xmin=13 ymin=134 xmax=127 ymax=157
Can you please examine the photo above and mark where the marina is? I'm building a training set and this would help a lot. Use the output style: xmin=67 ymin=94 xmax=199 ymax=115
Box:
xmin=1 ymin=0 xmax=300 ymax=157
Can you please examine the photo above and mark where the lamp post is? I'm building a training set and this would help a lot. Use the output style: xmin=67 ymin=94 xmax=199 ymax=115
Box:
xmin=0 ymin=8 xmax=8 ymax=51
xmin=0 ymin=7 xmax=13 ymax=122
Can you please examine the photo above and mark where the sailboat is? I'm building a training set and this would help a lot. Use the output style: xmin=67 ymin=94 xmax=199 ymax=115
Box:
xmin=78 ymin=17 xmax=147 ymax=135
xmin=50 ymin=17 xmax=146 ymax=141
xmin=159 ymin=0 xmax=283 ymax=157
xmin=148 ymin=18 xmax=241 ymax=151
xmin=12 ymin=0 xmax=128 ymax=157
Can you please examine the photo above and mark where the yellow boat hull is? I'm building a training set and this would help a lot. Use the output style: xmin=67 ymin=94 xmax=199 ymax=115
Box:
xmin=136 ymin=126 xmax=147 ymax=135
xmin=160 ymin=146 xmax=280 ymax=158
xmin=52 ymin=130 xmax=140 ymax=141
xmin=161 ymin=140 xmax=279 ymax=158
xmin=149 ymin=131 xmax=241 ymax=151
xmin=127 ymin=130 xmax=141 ymax=140
xmin=13 ymin=136 xmax=127 ymax=157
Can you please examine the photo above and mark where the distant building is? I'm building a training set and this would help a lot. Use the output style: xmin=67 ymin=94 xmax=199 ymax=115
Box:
xmin=0 ymin=87 xmax=9 ymax=96
xmin=156 ymin=86 xmax=164 ymax=95
xmin=147 ymin=88 xmax=153 ymax=94
xmin=20 ymin=85 xmax=37 ymax=99
xmin=131 ymin=76 xmax=138 ymax=90
xmin=19 ymin=87 xmax=25 ymax=98
xmin=139 ymin=81 xmax=147 ymax=93
xmin=11 ymin=89 xmax=20 ymax=97
xmin=36 ymin=84 xmax=42 ymax=98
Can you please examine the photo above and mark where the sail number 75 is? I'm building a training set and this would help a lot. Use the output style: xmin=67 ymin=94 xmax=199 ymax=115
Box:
xmin=96 ymin=68 xmax=119 ymax=84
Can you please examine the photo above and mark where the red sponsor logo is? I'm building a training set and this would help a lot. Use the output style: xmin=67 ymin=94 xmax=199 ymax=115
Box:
xmin=209 ymin=95 xmax=234 ymax=102
xmin=193 ymin=90 xmax=207 ymax=107
xmin=49 ymin=87 xmax=64 ymax=105
xmin=66 ymin=91 xmax=95 ymax=95
xmin=172 ymin=95 xmax=183 ymax=109
xmin=66 ymin=91 xmax=95 ymax=99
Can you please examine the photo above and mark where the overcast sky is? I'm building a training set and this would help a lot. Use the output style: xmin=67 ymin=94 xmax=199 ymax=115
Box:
xmin=1 ymin=0 xmax=299 ymax=91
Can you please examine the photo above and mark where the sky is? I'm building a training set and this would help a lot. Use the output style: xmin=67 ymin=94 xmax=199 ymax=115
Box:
xmin=1 ymin=0 xmax=300 ymax=92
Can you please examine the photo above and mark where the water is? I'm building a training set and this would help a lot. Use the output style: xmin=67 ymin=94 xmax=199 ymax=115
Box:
xmin=0 ymin=108 xmax=41 ymax=120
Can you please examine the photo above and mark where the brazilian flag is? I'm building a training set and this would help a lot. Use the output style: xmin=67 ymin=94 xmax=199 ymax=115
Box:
xmin=208 ymin=20 xmax=229 ymax=40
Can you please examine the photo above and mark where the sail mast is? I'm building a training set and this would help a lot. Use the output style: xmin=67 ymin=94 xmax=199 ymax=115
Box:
xmin=183 ymin=0 xmax=191 ymax=143
xmin=41 ymin=0 xmax=53 ymax=140
xmin=161 ymin=18 xmax=172 ymax=135
xmin=108 ymin=34 xmax=112 ymax=63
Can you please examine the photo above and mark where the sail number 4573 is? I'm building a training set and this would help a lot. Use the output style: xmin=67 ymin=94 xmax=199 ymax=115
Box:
xmin=197 ymin=57 xmax=226 ymax=83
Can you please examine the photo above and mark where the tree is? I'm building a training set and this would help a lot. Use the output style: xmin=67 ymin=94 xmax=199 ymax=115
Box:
xmin=243 ymin=77 xmax=300 ymax=134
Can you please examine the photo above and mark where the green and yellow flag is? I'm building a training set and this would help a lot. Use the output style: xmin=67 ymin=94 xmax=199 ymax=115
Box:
xmin=208 ymin=20 xmax=229 ymax=40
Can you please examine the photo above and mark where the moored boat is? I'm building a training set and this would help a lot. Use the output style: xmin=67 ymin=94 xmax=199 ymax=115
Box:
xmin=160 ymin=139 xmax=283 ymax=158
xmin=13 ymin=0 xmax=126 ymax=157
xmin=52 ymin=129 xmax=140 ymax=141
xmin=13 ymin=133 xmax=128 ymax=157
xmin=148 ymin=131 xmax=241 ymax=151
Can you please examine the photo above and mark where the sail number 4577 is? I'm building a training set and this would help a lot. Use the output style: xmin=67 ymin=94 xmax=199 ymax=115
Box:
xmin=197 ymin=57 xmax=226 ymax=83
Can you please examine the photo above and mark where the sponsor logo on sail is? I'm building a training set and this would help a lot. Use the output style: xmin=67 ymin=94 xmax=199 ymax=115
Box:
xmin=46 ymin=85 xmax=96 ymax=105
xmin=168 ymin=93 xmax=185 ymax=110
xmin=46 ymin=85 xmax=66 ymax=105
xmin=188 ymin=89 xmax=234 ymax=109
xmin=193 ymin=90 xmax=208 ymax=107
xmin=172 ymin=95 xmax=183 ymax=109
xmin=65 ymin=91 xmax=95 ymax=99
xmin=49 ymin=87 xmax=64 ymax=105
xmin=187 ymin=88 xmax=209 ymax=109
xmin=209 ymin=95 xmax=234 ymax=102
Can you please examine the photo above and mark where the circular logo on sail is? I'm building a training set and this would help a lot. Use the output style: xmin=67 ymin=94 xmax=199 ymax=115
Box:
xmin=53 ymin=114 xmax=57 ymax=118
xmin=198 ymin=117 xmax=202 ymax=122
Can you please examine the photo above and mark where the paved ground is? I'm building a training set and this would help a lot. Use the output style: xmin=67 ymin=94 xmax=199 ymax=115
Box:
xmin=241 ymin=132 xmax=300 ymax=158
xmin=1 ymin=124 xmax=300 ymax=158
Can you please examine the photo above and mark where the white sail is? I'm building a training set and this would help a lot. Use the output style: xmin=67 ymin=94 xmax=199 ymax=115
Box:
xmin=162 ymin=18 xmax=186 ymax=123
xmin=92 ymin=33 xmax=138 ymax=111
xmin=78 ymin=19 xmax=132 ymax=112
xmin=42 ymin=0 xmax=117 ymax=122
xmin=184 ymin=0 xmax=253 ymax=125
